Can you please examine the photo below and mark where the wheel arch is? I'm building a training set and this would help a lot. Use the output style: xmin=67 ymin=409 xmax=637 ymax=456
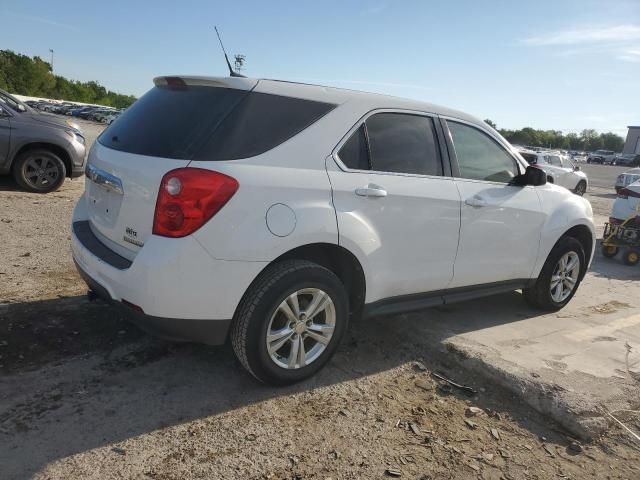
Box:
xmin=12 ymin=142 xmax=73 ymax=178
xmin=558 ymin=224 xmax=594 ymax=278
xmin=255 ymin=243 xmax=366 ymax=317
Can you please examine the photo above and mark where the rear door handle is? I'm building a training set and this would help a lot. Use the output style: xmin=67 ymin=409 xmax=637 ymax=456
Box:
xmin=465 ymin=196 xmax=488 ymax=207
xmin=355 ymin=184 xmax=387 ymax=198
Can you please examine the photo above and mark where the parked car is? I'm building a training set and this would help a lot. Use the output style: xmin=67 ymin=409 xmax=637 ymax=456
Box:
xmin=613 ymin=153 xmax=640 ymax=167
xmin=103 ymin=112 xmax=121 ymax=124
xmin=517 ymin=149 xmax=588 ymax=195
xmin=615 ymin=168 xmax=640 ymax=193
xmin=71 ymin=75 xmax=595 ymax=384
xmin=0 ymin=89 xmax=86 ymax=192
xmin=587 ymin=150 xmax=616 ymax=164
xmin=92 ymin=109 xmax=118 ymax=123
xmin=611 ymin=179 xmax=640 ymax=227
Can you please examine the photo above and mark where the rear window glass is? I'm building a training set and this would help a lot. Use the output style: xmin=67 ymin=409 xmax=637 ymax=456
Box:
xmin=98 ymin=85 xmax=336 ymax=160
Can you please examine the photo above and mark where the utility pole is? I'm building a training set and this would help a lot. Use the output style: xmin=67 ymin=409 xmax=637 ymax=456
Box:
xmin=49 ymin=49 xmax=54 ymax=73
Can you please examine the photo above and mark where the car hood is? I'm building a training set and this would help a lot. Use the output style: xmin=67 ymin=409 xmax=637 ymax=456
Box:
xmin=26 ymin=110 xmax=82 ymax=132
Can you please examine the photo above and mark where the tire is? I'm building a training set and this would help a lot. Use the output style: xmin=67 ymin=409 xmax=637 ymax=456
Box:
xmin=574 ymin=180 xmax=586 ymax=196
xmin=523 ymin=237 xmax=585 ymax=311
xmin=601 ymin=244 xmax=619 ymax=258
xmin=623 ymin=249 xmax=640 ymax=266
xmin=231 ymin=259 xmax=349 ymax=385
xmin=12 ymin=149 xmax=66 ymax=193
xmin=547 ymin=176 xmax=554 ymax=184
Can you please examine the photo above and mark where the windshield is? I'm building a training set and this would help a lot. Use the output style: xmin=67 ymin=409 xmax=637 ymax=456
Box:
xmin=0 ymin=91 xmax=29 ymax=113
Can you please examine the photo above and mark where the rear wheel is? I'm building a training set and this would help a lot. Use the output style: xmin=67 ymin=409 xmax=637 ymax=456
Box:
xmin=523 ymin=237 xmax=585 ymax=311
xmin=623 ymin=249 xmax=640 ymax=266
xmin=601 ymin=244 xmax=619 ymax=258
xmin=231 ymin=260 xmax=349 ymax=385
xmin=574 ymin=181 xmax=586 ymax=196
xmin=12 ymin=149 xmax=66 ymax=193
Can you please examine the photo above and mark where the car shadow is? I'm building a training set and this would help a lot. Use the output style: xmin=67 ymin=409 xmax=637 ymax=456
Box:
xmin=0 ymin=292 xmax=570 ymax=479
xmin=588 ymin=240 xmax=640 ymax=281
xmin=0 ymin=176 xmax=22 ymax=192
xmin=589 ymin=192 xmax=617 ymax=200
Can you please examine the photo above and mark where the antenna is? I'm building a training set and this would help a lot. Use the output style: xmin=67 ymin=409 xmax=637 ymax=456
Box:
xmin=214 ymin=26 xmax=245 ymax=78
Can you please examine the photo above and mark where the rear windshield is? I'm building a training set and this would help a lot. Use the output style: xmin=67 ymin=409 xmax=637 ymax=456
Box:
xmin=98 ymin=85 xmax=336 ymax=161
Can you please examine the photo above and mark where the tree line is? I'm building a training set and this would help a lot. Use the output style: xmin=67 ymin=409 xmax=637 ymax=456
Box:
xmin=0 ymin=50 xmax=136 ymax=109
xmin=484 ymin=119 xmax=625 ymax=152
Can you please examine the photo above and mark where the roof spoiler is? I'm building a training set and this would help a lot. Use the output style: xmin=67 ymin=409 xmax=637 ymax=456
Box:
xmin=153 ymin=76 xmax=257 ymax=91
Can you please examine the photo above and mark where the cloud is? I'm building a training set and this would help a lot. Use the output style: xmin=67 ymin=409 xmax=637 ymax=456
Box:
xmin=522 ymin=24 xmax=640 ymax=46
xmin=360 ymin=3 xmax=387 ymax=16
xmin=617 ymin=48 xmax=640 ymax=62
xmin=4 ymin=12 xmax=79 ymax=31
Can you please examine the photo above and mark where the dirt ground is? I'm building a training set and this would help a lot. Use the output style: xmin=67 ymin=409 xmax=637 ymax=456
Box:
xmin=1 ymin=131 xmax=639 ymax=479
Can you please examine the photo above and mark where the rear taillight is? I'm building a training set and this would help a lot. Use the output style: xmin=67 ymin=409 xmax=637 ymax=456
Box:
xmin=153 ymin=168 xmax=239 ymax=238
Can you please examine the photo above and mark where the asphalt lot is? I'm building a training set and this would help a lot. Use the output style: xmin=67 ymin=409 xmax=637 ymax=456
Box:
xmin=1 ymin=127 xmax=639 ymax=479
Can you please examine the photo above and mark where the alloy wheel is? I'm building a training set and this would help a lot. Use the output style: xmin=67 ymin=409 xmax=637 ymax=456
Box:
xmin=550 ymin=251 xmax=580 ymax=302
xmin=266 ymin=288 xmax=336 ymax=369
xmin=22 ymin=155 xmax=60 ymax=189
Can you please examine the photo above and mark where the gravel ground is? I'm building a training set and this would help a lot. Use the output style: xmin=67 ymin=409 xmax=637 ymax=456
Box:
xmin=1 ymin=132 xmax=639 ymax=479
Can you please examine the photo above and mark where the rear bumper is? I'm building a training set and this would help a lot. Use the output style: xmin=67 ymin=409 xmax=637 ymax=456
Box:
xmin=70 ymin=199 xmax=268 ymax=344
xmin=74 ymin=258 xmax=232 ymax=344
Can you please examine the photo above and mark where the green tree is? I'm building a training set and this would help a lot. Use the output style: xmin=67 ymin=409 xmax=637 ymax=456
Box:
xmin=0 ymin=49 xmax=136 ymax=108
xmin=484 ymin=118 xmax=497 ymax=129
xmin=600 ymin=132 xmax=624 ymax=152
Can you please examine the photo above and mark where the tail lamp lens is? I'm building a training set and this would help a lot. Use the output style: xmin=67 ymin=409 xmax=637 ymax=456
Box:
xmin=153 ymin=168 xmax=239 ymax=238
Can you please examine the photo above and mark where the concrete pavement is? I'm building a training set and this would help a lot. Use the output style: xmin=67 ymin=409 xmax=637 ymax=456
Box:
xmin=400 ymin=248 xmax=640 ymax=439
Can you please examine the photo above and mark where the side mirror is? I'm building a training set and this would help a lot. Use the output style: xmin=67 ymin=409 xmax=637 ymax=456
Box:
xmin=512 ymin=165 xmax=547 ymax=187
xmin=574 ymin=165 xmax=580 ymax=171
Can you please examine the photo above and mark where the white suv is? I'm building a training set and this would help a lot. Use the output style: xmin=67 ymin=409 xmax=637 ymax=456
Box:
xmin=518 ymin=149 xmax=588 ymax=195
xmin=71 ymin=76 xmax=595 ymax=384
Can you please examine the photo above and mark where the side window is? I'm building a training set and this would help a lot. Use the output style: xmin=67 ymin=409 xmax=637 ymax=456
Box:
xmin=447 ymin=121 xmax=519 ymax=183
xmin=365 ymin=113 xmax=442 ymax=176
xmin=338 ymin=125 xmax=370 ymax=170
xmin=546 ymin=155 xmax=562 ymax=167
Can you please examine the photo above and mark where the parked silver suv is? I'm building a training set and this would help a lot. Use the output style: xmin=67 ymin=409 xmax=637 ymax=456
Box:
xmin=0 ymin=89 xmax=86 ymax=192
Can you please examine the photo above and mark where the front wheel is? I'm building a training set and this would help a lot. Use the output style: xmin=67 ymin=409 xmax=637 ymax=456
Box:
xmin=231 ymin=260 xmax=349 ymax=385
xmin=12 ymin=149 xmax=66 ymax=193
xmin=602 ymin=244 xmax=619 ymax=258
xmin=574 ymin=181 xmax=586 ymax=196
xmin=523 ymin=237 xmax=585 ymax=311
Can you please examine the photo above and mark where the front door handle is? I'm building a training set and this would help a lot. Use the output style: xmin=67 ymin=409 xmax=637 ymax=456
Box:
xmin=465 ymin=196 xmax=489 ymax=207
xmin=355 ymin=184 xmax=387 ymax=198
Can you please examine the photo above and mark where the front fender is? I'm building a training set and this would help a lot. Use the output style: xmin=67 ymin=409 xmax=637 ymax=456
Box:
xmin=531 ymin=184 xmax=595 ymax=277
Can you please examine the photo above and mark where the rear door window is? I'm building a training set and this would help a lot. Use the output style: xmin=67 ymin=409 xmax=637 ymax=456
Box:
xmin=365 ymin=113 xmax=443 ymax=176
xmin=99 ymin=85 xmax=336 ymax=160
xmin=546 ymin=155 xmax=562 ymax=167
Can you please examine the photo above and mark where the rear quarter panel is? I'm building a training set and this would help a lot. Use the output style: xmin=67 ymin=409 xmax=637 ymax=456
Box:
xmin=187 ymin=104 xmax=363 ymax=262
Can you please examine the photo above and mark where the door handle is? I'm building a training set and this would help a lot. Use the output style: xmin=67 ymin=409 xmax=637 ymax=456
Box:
xmin=465 ymin=196 xmax=489 ymax=207
xmin=355 ymin=184 xmax=387 ymax=198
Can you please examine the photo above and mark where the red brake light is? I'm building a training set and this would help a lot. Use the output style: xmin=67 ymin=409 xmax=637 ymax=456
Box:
xmin=153 ymin=168 xmax=239 ymax=238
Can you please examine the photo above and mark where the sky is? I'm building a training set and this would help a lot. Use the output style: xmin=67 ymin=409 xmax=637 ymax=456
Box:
xmin=1 ymin=0 xmax=639 ymax=136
